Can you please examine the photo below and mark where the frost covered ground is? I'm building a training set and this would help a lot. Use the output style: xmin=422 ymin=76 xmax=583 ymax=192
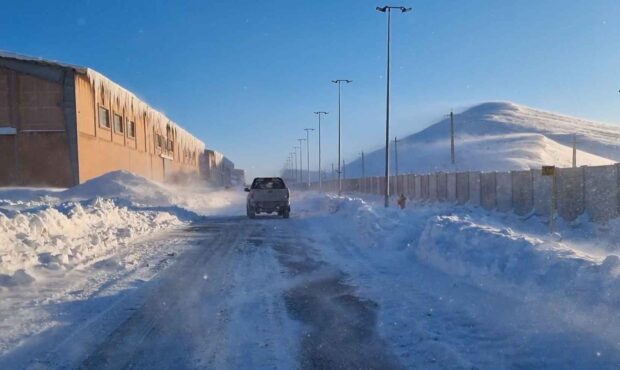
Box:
xmin=0 ymin=171 xmax=244 ymax=357
xmin=1 ymin=174 xmax=620 ymax=368
xmin=293 ymin=192 xmax=620 ymax=367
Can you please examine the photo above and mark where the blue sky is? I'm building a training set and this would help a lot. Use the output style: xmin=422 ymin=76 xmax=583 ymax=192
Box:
xmin=2 ymin=0 xmax=619 ymax=179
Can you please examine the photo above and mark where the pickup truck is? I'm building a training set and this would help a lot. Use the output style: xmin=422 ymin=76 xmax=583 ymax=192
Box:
xmin=244 ymin=177 xmax=290 ymax=219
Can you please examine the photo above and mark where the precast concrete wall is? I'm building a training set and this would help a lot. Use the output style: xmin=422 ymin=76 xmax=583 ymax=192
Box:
xmin=496 ymin=172 xmax=512 ymax=212
xmin=317 ymin=163 xmax=620 ymax=223
xmin=447 ymin=173 xmax=457 ymax=202
xmin=480 ymin=172 xmax=497 ymax=210
xmin=437 ymin=173 xmax=447 ymax=201
xmin=429 ymin=173 xmax=438 ymax=201
xmin=456 ymin=172 xmax=469 ymax=204
xmin=511 ymin=170 xmax=533 ymax=215
xmin=585 ymin=165 xmax=618 ymax=221
xmin=469 ymin=172 xmax=481 ymax=206
xmin=533 ymin=169 xmax=552 ymax=216
xmin=556 ymin=167 xmax=584 ymax=221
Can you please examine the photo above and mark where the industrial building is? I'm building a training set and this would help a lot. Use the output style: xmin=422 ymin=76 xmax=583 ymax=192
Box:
xmin=0 ymin=52 xmax=208 ymax=187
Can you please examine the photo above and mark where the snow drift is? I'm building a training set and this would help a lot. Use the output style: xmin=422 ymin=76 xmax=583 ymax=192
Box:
xmin=343 ymin=102 xmax=618 ymax=177
xmin=295 ymin=192 xmax=620 ymax=314
xmin=0 ymin=171 xmax=244 ymax=282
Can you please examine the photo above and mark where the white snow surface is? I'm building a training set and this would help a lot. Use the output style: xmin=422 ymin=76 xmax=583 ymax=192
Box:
xmin=292 ymin=192 xmax=620 ymax=367
xmin=0 ymin=171 xmax=244 ymax=279
xmin=344 ymin=102 xmax=618 ymax=177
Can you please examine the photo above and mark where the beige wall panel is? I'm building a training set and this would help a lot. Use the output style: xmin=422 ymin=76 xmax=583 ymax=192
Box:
xmin=75 ymin=74 xmax=95 ymax=136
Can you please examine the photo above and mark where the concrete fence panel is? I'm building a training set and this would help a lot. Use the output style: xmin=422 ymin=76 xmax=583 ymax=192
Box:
xmin=456 ymin=172 xmax=470 ymax=204
xmin=437 ymin=173 xmax=447 ymax=201
xmin=469 ymin=171 xmax=481 ymax=206
xmin=421 ymin=175 xmax=430 ymax=200
xmin=429 ymin=173 xmax=438 ymax=201
xmin=496 ymin=172 xmax=512 ymax=212
xmin=414 ymin=175 xmax=422 ymax=200
xmin=533 ymin=169 xmax=552 ymax=216
xmin=447 ymin=173 xmax=457 ymax=202
xmin=480 ymin=172 xmax=497 ymax=210
xmin=584 ymin=165 xmax=618 ymax=221
xmin=556 ymin=167 xmax=584 ymax=221
xmin=511 ymin=170 xmax=533 ymax=215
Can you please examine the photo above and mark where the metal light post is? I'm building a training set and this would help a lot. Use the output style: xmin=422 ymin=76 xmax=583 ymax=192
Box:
xmin=394 ymin=136 xmax=399 ymax=194
xmin=331 ymin=79 xmax=352 ymax=195
xmin=314 ymin=111 xmax=328 ymax=191
xmin=450 ymin=110 xmax=455 ymax=165
xmin=293 ymin=147 xmax=299 ymax=184
xmin=297 ymin=138 xmax=306 ymax=185
xmin=304 ymin=128 xmax=315 ymax=188
xmin=376 ymin=5 xmax=411 ymax=207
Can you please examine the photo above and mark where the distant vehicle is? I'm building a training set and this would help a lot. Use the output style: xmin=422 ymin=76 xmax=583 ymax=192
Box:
xmin=244 ymin=177 xmax=290 ymax=219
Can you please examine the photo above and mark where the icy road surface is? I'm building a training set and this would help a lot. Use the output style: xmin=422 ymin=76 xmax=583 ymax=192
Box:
xmin=2 ymin=191 xmax=620 ymax=369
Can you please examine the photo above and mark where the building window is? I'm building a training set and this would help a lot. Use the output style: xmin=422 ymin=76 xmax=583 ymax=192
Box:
xmin=98 ymin=106 xmax=110 ymax=128
xmin=127 ymin=121 xmax=136 ymax=138
xmin=113 ymin=113 xmax=124 ymax=134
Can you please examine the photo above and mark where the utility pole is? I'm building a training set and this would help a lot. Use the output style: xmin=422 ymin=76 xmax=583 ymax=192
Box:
xmin=361 ymin=151 xmax=366 ymax=193
xmin=304 ymin=128 xmax=314 ymax=188
xmin=314 ymin=111 xmax=328 ymax=191
xmin=394 ymin=136 xmax=399 ymax=195
xmin=293 ymin=148 xmax=299 ymax=184
xmin=376 ymin=5 xmax=411 ymax=207
xmin=361 ymin=151 xmax=365 ymax=180
xmin=394 ymin=137 xmax=399 ymax=176
xmin=450 ymin=110 xmax=455 ymax=165
xmin=342 ymin=160 xmax=346 ymax=180
xmin=297 ymin=138 xmax=305 ymax=185
xmin=331 ymin=79 xmax=352 ymax=195
xmin=572 ymin=134 xmax=577 ymax=168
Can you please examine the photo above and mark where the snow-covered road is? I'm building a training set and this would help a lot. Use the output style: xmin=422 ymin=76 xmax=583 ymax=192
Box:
xmin=2 ymin=185 xmax=620 ymax=368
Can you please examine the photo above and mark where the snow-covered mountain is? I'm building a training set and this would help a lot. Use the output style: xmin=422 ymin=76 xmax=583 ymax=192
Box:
xmin=343 ymin=102 xmax=619 ymax=177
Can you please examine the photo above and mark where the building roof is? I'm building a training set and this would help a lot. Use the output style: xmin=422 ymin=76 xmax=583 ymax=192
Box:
xmin=0 ymin=50 xmax=87 ymax=73
xmin=0 ymin=50 xmax=205 ymax=153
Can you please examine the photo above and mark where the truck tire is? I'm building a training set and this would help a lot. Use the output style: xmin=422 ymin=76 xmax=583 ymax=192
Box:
xmin=282 ymin=208 xmax=290 ymax=219
xmin=247 ymin=206 xmax=256 ymax=219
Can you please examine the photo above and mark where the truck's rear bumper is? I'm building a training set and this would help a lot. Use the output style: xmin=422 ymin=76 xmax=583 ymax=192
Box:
xmin=249 ymin=201 xmax=289 ymax=213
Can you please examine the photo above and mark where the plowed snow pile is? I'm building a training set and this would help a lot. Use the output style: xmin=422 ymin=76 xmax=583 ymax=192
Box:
xmin=295 ymin=192 xmax=620 ymax=314
xmin=0 ymin=171 xmax=244 ymax=284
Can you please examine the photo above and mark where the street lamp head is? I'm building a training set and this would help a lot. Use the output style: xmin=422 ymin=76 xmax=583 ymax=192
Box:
xmin=400 ymin=7 xmax=412 ymax=12
xmin=331 ymin=80 xmax=338 ymax=84
xmin=376 ymin=6 xmax=387 ymax=12
xmin=344 ymin=79 xmax=352 ymax=83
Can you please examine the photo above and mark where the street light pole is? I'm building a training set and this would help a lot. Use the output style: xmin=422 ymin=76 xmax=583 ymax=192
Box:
xmin=361 ymin=151 xmax=365 ymax=180
xmin=297 ymin=138 xmax=305 ymax=186
xmin=331 ymin=79 xmax=352 ymax=195
xmin=314 ymin=111 xmax=328 ymax=191
xmin=293 ymin=148 xmax=299 ymax=184
xmin=377 ymin=5 xmax=411 ymax=207
xmin=450 ymin=110 xmax=455 ymax=165
xmin=304 ymin=128 xmax=315 ymax=188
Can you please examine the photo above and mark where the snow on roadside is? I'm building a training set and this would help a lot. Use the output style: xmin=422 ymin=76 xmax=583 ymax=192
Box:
xmin=293 ymin=191 xmax=620 ymax=313
xmin=0 ymin=171 xmax=244 ymax=284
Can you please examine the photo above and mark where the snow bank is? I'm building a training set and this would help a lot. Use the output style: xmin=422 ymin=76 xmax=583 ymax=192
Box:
xmin=0 ymin=171 xmax=245 ymax=281
xmin=297 ymin=192 xmax=620 ymax=312
xmin=416 ymin=215 xmax=620 ymax=308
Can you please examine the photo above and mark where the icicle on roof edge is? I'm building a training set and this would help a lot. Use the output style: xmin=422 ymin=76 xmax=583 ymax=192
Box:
xmin=85 ymin=68 xmax=205 ymax=153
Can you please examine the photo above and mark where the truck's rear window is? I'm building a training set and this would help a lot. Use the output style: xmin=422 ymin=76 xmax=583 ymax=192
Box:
xmin=251 ymin=178 xmax=286 ymax=189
